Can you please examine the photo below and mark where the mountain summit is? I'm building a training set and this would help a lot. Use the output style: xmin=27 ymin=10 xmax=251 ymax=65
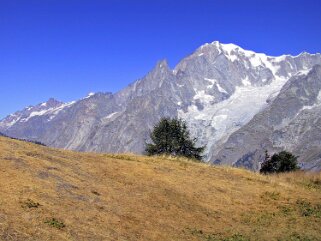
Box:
xmin=1 ymin=41 xmax=321 ymax=170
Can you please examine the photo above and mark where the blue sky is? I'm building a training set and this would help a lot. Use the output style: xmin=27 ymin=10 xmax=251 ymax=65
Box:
xmin=1 ymin=0 xmax=321 ymax=118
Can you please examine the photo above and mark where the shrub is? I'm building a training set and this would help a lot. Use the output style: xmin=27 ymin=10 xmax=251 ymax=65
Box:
xmin=45 ymin=218 xmax=65 ymax=229
xmin=21 ymin=199 xmax=41 ymax=208
xmin=260 ymin=150 xmax=300 ymax=174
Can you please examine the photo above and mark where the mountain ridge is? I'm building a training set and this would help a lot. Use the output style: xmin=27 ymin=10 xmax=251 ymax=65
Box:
xmin=1 ymin=41 xmax=321 ymax=170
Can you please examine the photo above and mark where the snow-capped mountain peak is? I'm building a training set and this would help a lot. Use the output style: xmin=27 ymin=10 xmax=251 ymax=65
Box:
xmin=1 ymin=41 xmax=321 ymax=170
xmin=0 ymin=98 xmax=74 ymax=130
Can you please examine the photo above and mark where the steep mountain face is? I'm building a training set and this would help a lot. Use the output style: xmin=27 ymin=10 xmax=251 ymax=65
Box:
xmin=0 ymin=98 xmax=63 ymax=129
xmin=211 ymin=65 xmax=321 ymax=171
xmin=1 ymin=41 xmax=321 ymax=170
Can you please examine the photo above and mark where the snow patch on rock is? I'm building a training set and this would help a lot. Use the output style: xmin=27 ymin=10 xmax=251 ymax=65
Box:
xmin=84 ymin=92 xmax=95 ymax=99
xmin=193 ymin=90 xmax=215 ymax=103
xmin=21 ymin=101 xmax=75 ymax=123
xmin=179 ymin=76 xmax=288 ymax=160
xmin=242 ymin=76 xmax=251 ymax=86
xmin=204 ymin=78 xmax=228 ymax=94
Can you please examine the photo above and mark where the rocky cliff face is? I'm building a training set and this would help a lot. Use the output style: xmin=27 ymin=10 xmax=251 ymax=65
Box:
xmin=211 ymin=65 xmax=321 ymax=171
xmin=1 ymin=41 xmax=321 ymax=170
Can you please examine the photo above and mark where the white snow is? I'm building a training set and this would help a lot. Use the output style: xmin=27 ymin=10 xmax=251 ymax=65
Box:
xmin=179 ymin=75 xmax=288 ymax=161
xmin=241 ymin=76 xmax=251 ymax=86
xmin=204 ymin=78 xmax=228 ymax=94
xmin=47 ymin=101 xmax=76 ymax=121
xmin=219 ymin=43 xmax=239 ymax=62
xmin=211 ymin=41 xmax=220 ymax=47
xmin=318 ymin=90 xmax=321 ymax=101
xmin=198 ymin=53 xmax=204 ymax=57
xmin=84 ymin=92 xmax=95 ymax=99
xmin=193 ymin=90 xmax=215 ymax=103
xmin=273 ymin=55 xmax=289 ymax=62
xmin=27 ymin=109 xmax=51 ymax=121
xmin=207 ymin=42 xmax=284 ymax=76
xmin=296 ymin=68 xmax=312 ymax=76
xmin=0 ymin=99 xmax=78 ymax=128
xmin=104 ymin=112 xmax=119 ymax=120
xmin=248 ymin=53 xmax=263 ymax=67
xmin=204 ymin=78 xmax=216 ymax=84
xmin=200 ymin=43 xmax=209 ymax=50
xmin=299 ymin=90 xmax=321 ymax=112
xmin=235 ymin=49 xmax=281 ymax=75
xmin=41 ymin=102 xmax=47 ymax=107
xmin=208 ymin=42 xmax=286 ymax=77
xmin=225 ymin=54 xmax=238 ymax=62
xmin=20 ymin=101 xmax=76 ymax=122
xmin=204 ymin=78 xmax=216 ymax=89
xmin=301 ymin=105 xmax=316 ymax=111
xmin=259 ymin=54 xmax=281 ymax=76
xmin=187 ymin=41 xmax=289 ymax=75
xmin=5 ymin=117 xmax=21 ymax=128
xmin=216 ymin=83 xmax=228 ymax=94
xmin=195 ymin=42 xmax=315 ymax=79
xmin=101 ymin=111 xmax=121 ymax=123
xmin=220 ymin=43 xmax=240 ymax=54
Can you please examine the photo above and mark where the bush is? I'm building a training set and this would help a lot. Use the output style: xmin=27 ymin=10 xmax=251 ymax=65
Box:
xmin=260 ymin=150 xmax=300 ymax=174
xmin=21 ymin=199 xmax=41 ymax=208
xmin=45 ymin=218 xmax=65 ymax=229
xmin=145 ymin=117 xmax=205 ymax=160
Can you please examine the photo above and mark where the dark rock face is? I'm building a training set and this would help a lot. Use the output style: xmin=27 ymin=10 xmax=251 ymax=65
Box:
xmin=1 ymin=41 xmax=321 ymax=170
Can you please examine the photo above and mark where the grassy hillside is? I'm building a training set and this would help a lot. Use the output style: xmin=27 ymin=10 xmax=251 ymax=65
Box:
xmin=0 ymin=136 xmax=320 ymax=241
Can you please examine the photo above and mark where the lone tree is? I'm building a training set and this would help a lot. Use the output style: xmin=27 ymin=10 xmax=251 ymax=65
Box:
xmin=260 ymin=150 xmax=300 ymax=174
xmin=145 ymin=117 xmax=205 ymax=160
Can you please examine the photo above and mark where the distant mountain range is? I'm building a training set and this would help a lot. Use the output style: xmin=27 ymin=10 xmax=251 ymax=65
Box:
xmin=1 ymin=41 xmax=321 ymax=171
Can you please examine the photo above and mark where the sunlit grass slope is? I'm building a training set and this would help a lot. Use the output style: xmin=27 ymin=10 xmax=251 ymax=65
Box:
xmin=0 ymin=136 xmax=320 ymax=241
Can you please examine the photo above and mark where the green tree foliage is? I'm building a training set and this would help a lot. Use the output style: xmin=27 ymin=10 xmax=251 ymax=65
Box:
xmin=145 ymin=117 xmax=205 ymax=160
xmin=260 ymin=150 xmax=300 ymax=174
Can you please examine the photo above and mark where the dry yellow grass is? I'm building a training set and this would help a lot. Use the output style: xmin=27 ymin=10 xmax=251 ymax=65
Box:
xmin=0 ymin=136 xmax=320 ymax=241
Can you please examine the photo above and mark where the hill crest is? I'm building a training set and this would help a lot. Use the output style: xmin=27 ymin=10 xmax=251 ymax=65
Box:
xmin=0 ymin=136 xmax=320 ymax=240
